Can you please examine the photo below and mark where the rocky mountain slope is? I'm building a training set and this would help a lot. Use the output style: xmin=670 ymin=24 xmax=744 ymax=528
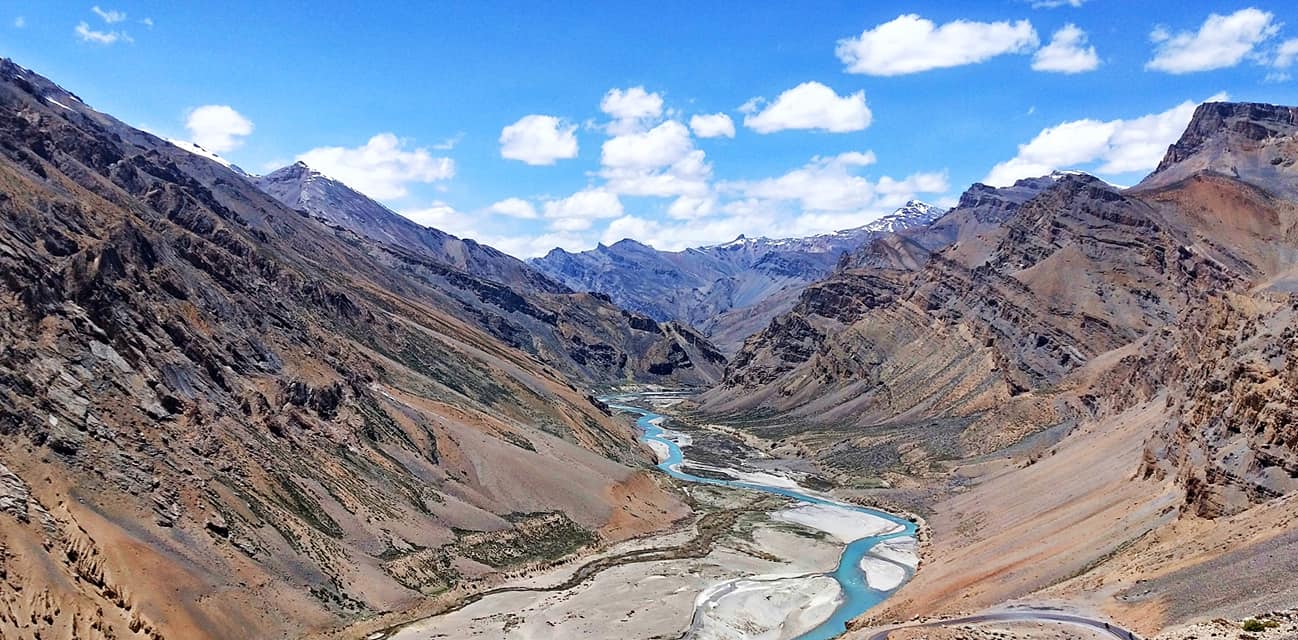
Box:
xmin=699 ymin=101 xmax=1298 ymax=634
xmin=0 ymin=59 xmax=707 ymax=640
xmin=530 ymin=201 xmax=944 ymax=353
xmin=251 ymin=160 xmax=726 ymax=386
xmin=256 ymin=162 xmax=565 ymax=294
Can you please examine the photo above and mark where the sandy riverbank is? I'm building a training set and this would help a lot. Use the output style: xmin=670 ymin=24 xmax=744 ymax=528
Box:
xmin=692 ymin=573 xmax=843 ymax=640
xmin=390 ymin=486 xmax=844 ymax=639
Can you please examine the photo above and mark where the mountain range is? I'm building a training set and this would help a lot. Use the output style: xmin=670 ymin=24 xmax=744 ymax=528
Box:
xmin=4 ymin=53 xmax=1298 ymax=640
xmin=530 ymin=200 xmax=945 ymax=353
xmin=0 ymin=58 xmax=716 ymax=639
xmin=704 ymin=101 xmax=1298 ymax=634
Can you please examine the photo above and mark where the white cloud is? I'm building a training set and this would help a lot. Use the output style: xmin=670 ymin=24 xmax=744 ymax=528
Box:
xmin=599 ymin=120 xmax=712 ymax=197
xmin=595 ymin=189 xmax=950 ymax=252
xmin=488 ymin=197 xmax=539 ymax=219
xmin=542 ymin=188 xmax=623 ymax=231
xmin=486 ymin=231 xmax=594 ymax=258
xmin=499 ymin=115 xmax=578 ymax=165
xmin=74 ymin=21 xmax=129 ymax=44
xmin=1274 ymin=38 xmax=1298 ymax=69
xmin=723 ymin=150 xmax=944 ymax=214
xmin=667 ymin=195 xmax=718 ymax=219
xmin=742 ymin=82 xmax=872 ymax=134
xmin=600 ymin=215 xmax=761 ymax=251
xmin=1033 ymin=24 xmax=1100 ymax=73
xmin=601 ymin=151 xmax=712 ymax=198
xmin=689 ymin=113 xmax=736 ymax=138
xmin=400 ymin=201 xmax=478 ymax=238
xmin=91 ymin=6 xmax=126 ymax=23
xmin=1029 ymin=0 xmax=1087 ymax=7
xmin=601 ymin=120 xmax=693 ymax=169
xmin=13 ymin=16 xmax=25 ymax=28
xmin=140 ymin=17 xmax=154 ymax=28
xmin=876 ymin=172 xmax=951 ymax=207
xmin=601 ymin=86 xmax=664 ymax=134
xmin=184 ymin=105 xmax=253 ymax=154
xmin=433 ymin=132 xmax=464 ymax=150
xmin=731 ymin=153 xmax=879 ymax=212
xmin=837 ymin=14 xmax=1038 ymax=76
xmin=297 ymin=133 xmax=455 ymax=201
xmin=1146 ymin=8 xmax=1278 ymax=74
xmin=983 ymin=93 xmax=1228 ymax=186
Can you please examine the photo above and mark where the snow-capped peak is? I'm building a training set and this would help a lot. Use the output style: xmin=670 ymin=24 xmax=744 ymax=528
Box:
xmin=167 ymin=139 xmax=233 ymax=168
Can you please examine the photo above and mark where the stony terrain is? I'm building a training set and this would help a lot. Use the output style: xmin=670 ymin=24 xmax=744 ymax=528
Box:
xmin=0 ymin=59 xmax=720 ymax=640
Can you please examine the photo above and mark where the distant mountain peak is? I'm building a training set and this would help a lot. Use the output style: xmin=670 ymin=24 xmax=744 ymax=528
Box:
xmin=609 ymin=237 xmax=649 ymax=249
xmin=263 ymin=160 xmax=322 ymax=182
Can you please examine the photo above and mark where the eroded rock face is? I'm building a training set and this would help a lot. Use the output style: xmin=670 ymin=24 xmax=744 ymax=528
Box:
xmin=707 ymin=111 xmax=1298 ymax=503
xmin=1138 ymin=101 xmax=1298 ymax=199
xmin=1134 ymin=297 xmax=1298 ymax=518
xmin=0 ymin=59 xmax=692 ymax=640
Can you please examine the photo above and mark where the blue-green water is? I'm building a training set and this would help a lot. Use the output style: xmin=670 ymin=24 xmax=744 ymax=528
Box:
xmin=607 ymin=400 xmax=917 ymax=640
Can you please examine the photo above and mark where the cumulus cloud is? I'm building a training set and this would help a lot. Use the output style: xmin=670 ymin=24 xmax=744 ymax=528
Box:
xmin=75 ymin=21 xmax=129 ymax=44
xmin=594 ymin=180 xmax=948 ymax=252
xmin=499 ymin=115 xmax=579 ymax=165
xmin=724 ymin=150 xmax=945 ymax=214
xmin=689 ymin=113 xmax=736 ymax=139
xmin=14 ymin=16 xmax=25 ymax=28
xmin=1029 ymin=0 xmax=1087 ymax=7
xmin=1274 ymin=38 xmax=1298 ymax=69
xmin=297 ymin=133 xmax=454 ymax=201
xmin=542 ymin=188 xmax=623 ymax=231
xmin=601 ymin=120 xmax=693 ymax=169
xmin=602 ymin=152 xmax=712 ymax=198
xmin=400 ymin=201 xmax=478 ymax=237
xmin=667 ymin=195 xmax=718 ymax=220
xmin=876 ymin=172 xmax=951 ymax=207
xmin=1146 ymin=8 xmax=1278 ymax=74
xmin=1033 ymin=24 xmax=1100 ymax=73
xmin=730 ymin=150 xmax=883 ymax=215
xmin=983 ymin=93 xmax=1228 ymax=186
xmin=91 ymin=6 xmax=126 ymax=23
xmin=837 ymin=14 xmax=1038 ymax=76
xmin=488 ymin=197 xmax=539 ymax=219
xmin=599 ymin=120 xmax=712 ymax=197
xmin=601 ymin=86 xmax=664 ymax=134
xmin=599 ymin=214 xmax=761 ymax=251
xmin=742 ymin=82 xmax=871 ymax=134
xmin=184 ymin=105 xmax=253 ymax=153
xmin=486 ymin=231 xmax=594 ymax=258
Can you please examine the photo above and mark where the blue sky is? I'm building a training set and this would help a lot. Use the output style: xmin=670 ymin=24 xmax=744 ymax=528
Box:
xmin=4 ymin=2 xmax=1298 ymax=257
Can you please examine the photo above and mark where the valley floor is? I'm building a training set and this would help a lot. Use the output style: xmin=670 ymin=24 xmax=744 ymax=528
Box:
xmin=346 ymin=392 xmax=919 ymax=640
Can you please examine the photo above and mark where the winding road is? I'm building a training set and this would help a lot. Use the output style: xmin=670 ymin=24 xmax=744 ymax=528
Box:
xmin=865 ymin=610 xmax=1140 ymax=640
